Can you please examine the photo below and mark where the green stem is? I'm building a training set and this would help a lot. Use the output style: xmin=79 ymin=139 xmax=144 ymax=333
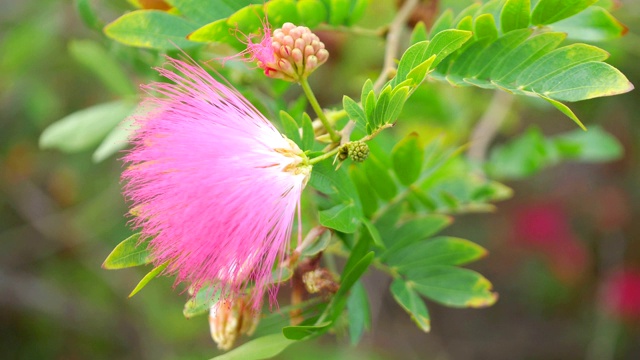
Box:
xmin=300 ymin=77 xmax=340 ymax=143
xmin=309 ymin=146 xmax=341 ymax=165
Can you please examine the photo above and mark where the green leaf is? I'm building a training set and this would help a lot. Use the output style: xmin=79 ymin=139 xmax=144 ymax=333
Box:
xmin=532 ymin=61 xmax=633 ymax=102
xmin=102 ymin=233 xmax=152 ymax=269
xmin=446 ymin=38 xmax=492 ymax=85
xmin=343 ymin=95 xmax=366 ymax=131
xmin=426 ymin=29 xmax=473 ymax=68
xmin=309 ymin=160 xmax=361 ymax=204
xmin=93 ymin=117 xmax=136 ymax=162
xmin=550 ymin=6 xmax=627 ymax=42
xmin=328 ymin=0 xmax=350 ymax=25
xmin=347 ymin=281 xmax=370 ymax=345
xmin=271 ymin=267 xmax=294 ymax=284
xmin=406 ymin=265 xmax=498 ymax=308
xmin=183 ymin=286 xmax=220 ymax=318
xmin=500 ymin=0 xmax=531 ymax=33
xmin=552 ymin=126 xmax=623 ymax=161
xmin=429 ymin=9 xmax=454 ymax=39
xmin=68 ymin=40 xmax=136 ymax=97
xmin=372 ymin=85 xmax=391 ymax=129
xmin=347 ymin=0 xmax=370 ymax=25
xmin=211 ymin=333 xmax=296 ymax=360
xmin=300 ymin=113 xmax=315 ymax=150
xmin=349 ymin=166 xmax=377 ymax=217
xmin=384 ymin=86 xmax=410 ymax=125
xmin=486 ymin=126 xmax=550 ymax=179
xmin=319 ymin=203 xmax=360 ymax=233
xmin=360 ymin=78 xmax=373 ymax=108
xmin=410 ymin=21 xmax=428 ymax=45
xmin=129 ymin=262 xmax=168 ymax=297
xmin=279 ymin=110 xmax=302 ymax=146
xmin=104 ymin=10 xmax=200 ymax=50
xmin=227 ymin=4 xmax=265 ymax=32
xmin=187 ymin=19 xmax=235 ymax=44
xmin=75 ymin=0 xmax=104 ymax=30
xmin=391 ymin=41 xmax=429 ymax=87
xmin=406 ymin=56 xmax=436 ymax=86
xmin=282 ymin=321 xmax=332 ymax=340
xmin=390 ymin=279 xmax=430 ymax=332
xmin=297 ymin=0 xmax=328 ymax=28
xmin=538 ymin=95 xmax=586 ymax=129
xmin=301 ymin=230 xmax=332 ymax=257
xmin=40 ymin=100 xmax=135 ymax=153
xmin=381 ymin=215 xmax=452 ymax=254
xmin=473 ymin=13 xmax=498 ymax=41
xmin=387 ymin=236 xmax=488 ymax=270
xmin=392 ymin=132 xmax=424 ymax=186
xmin=326 ymin=252 xmax=374 ymax=322
xmin=456 ymin=15 xmax=474 ymax=31
xmin=364 ymin=91 xmax=376 ymax=133
xmin=364 ymin=155 xmax=397 ymax=201
xmin=491 ymin=32 xmax=566 ymax=84
xmin=531 ymin=0 xmax=598 ymax=25
xmin=466 ymin=28 xmax=532 ymax=79
xmin=266 ymin=0 xmax=301 ymax=27
xmin=453 ymin=3 xmax=482 ymax=25
xmin=360 ymin=218 xmax=383 ymax=248
xmin=521 ymin=44 xmax=608 ymax=81
xmin=165 ymin=0 xmax=255 ymax=26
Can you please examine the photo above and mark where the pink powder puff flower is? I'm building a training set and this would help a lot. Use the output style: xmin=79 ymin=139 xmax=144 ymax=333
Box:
xmin=122 ymin=57 xmax=311 ymax=309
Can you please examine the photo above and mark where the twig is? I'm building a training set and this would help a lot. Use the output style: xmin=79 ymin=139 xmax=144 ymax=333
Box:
xmin=373 ymin=0 xmax=420 ymax=92
xmin=467 ymin=91 xmax=514 ymax=162
xmin=341 ymin=0 xmax=419 ymax=144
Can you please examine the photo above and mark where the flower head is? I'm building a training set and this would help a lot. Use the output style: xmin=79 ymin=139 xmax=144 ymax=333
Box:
xmin=123 ymin=57 xmax=311 ymax=309
xmin=233 ymin=21 xmax=329 ymax=81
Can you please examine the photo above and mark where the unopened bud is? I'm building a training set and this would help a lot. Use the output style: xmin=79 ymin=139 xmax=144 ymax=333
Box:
xmin=239 ymin=22 xmax=329 ymax=82
xmin=209 ymin=297 xmax=260 ymax=350
xmin=302 ymin=268 xmax=339 ymax=296
xmin=347 ymin=141 xmax=369 ymax=162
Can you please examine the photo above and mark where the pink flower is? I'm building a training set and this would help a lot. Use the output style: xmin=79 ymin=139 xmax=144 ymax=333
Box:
xmin=122 ymin=57 xmax=311 ymax=308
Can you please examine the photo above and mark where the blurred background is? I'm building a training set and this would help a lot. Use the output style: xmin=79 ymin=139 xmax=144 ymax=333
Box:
xmin=1 ymin=0 xmax=639 ymax=359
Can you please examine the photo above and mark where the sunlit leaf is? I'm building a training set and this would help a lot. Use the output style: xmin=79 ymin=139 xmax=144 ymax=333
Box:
xmin=406 ymin=266 xmax=498 ymax=308
xmin=102 ymin=233 xmax=152 ymax=269
xmin=129 ymin=262 xmax=168 ymax=297
xmin=104 ymin=10 xmax=200 ymax=50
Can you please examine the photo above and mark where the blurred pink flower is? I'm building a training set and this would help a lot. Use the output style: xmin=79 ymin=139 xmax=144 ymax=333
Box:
xmin=512 ymin=203 xmax=589 ymax=283
xmin=122 ymin=57 xmax=311 ymax=308
xmin=603 ymin=268 xmax=640 ymax=321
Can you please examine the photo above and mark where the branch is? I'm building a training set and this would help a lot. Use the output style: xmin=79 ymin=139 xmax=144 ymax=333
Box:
xmin=467 ymin=91 xmax=514 ymax=162
xmin=342 ymin=0 xmax=419 ymax=144
xmin=373 ymin=0 xmax=420 ymax=92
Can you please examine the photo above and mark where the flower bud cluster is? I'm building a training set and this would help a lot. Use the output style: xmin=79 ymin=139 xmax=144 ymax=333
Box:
xmin=258 ymin=22 xmax=329 ymax=82
xmin=347 ymin=141 xmax=369 ymax=162
xmin=209 ymin=297 xmax=260 ymax=350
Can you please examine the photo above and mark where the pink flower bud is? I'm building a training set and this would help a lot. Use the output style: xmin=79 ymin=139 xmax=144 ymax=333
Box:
xmin=229 ymin=21 xmax=329 ymax=81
